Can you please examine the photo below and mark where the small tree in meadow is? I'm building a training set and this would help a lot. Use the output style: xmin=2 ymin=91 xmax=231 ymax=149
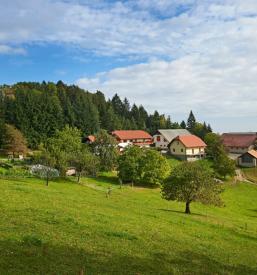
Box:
xmin=117 ymin=146 xmax=143 ymax=186
xmin=138 ymin=150 xmax=171 ymax=186
xmin=32 ymin=147 xmax=58 ymax=186
xmin=213 ymin=154 xmax=235 ymax=179
xmin=161 ymin=162 xmax=224 ymax=214
xmin=70 ymin=146 xmax=100 ymax=183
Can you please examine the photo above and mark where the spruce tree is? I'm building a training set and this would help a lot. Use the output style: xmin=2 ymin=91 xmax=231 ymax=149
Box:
xmin=186 ymin=110 xmax=196 ymax=132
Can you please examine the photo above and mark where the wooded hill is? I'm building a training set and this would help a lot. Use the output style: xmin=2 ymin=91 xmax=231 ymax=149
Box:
xmin=0 ymin=81 xmax=212 ymax=148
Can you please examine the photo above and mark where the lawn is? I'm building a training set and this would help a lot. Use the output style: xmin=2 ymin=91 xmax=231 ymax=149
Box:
xmin=0 ymin=175 xmax=257 ymax=274
xmin=242 ymin=168 xmax=257 ymax=183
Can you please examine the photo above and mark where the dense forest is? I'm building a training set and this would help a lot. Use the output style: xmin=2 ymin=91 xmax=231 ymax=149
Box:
xmin=0 ymin=81 xmax=212 ymax=148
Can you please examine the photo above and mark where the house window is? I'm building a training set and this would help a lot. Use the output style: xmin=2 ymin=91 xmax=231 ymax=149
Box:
xmin=173 ymin=148 xmax=175 ymax=152
xmin=192 ymin=149 xmax=194 ymax=154
xmin=181 ymin=149 xmax=183 ymax=152
xmin=157 ymin=136 xmax=161 ymax=142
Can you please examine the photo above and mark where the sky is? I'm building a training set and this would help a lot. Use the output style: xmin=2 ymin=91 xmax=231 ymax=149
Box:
xmin=0 ymin=0 xmax=257 ymax=132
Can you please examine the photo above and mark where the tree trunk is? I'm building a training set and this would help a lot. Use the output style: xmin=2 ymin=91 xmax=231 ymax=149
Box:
xmin=77 ymin=172 xmax=81 ymax=183
xmin=46 ymin=175 xmax=49 ymax=186
xmin=185 ymin=201 xmax=191 ymax=214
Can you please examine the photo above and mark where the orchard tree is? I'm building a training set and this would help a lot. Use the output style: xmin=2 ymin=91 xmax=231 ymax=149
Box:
xmin=117 ymin=146 xmax=143 ymax=186
xmin=213 ymin=154 xmax=235 ymax=179
xmin=32 ymin=147 xmax=58 ymax=186
xmin=162 ymin=162 xmax=224 ymax=214
xmin=70 ymin=146 xmax=99 ymax=183
xmin=93 ymin=129 xmax=118 ymax=171
xmin=46 ymin=125 xmax=82 ymax=176
xmin=2 ymin=124 xmax=27 ymax=157
xmin=138 ymin=149 xmax=171 ymax=186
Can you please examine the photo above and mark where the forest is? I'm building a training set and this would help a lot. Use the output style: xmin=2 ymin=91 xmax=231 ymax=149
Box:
xmin=0 ymin=81 xmax=212 ymax=148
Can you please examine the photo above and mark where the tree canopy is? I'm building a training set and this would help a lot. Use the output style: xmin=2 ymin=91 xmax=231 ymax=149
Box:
xmin=161 ymin=162 xmax=224 ymax=214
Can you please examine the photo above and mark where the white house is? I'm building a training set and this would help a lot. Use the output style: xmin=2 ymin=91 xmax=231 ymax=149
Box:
xmin=168 ymin=135 xmax=207 ymax=161
xmin=153 ymin=129 xmax=191 ymax=150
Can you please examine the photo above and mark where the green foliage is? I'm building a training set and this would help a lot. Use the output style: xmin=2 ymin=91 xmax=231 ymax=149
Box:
xmin=70 ymin=146 xmax=100 ymax=182
xmin=162 ymin=162 xmax=224 ymax=214
xmin=138 ymin=150 xmax=171 ymax=186
xmin=118 ymin=148 xmax=170 ymax=186
xmin=46 ymin=126 xmax=82 ymax=176
xmin=0 ymin=91 xmax=5 ymax=147
xmin=118 ymin=146 xmax=143 ymax=184
xmin=204 ymin=132 xmax=225 ymax=160
xmin=213 ymin=154 xmax=236 ymax=179
xmin=93 ymin=130 xmax=118 ymax=171
xmin=186 ymin=110 xmax=196 ymax=132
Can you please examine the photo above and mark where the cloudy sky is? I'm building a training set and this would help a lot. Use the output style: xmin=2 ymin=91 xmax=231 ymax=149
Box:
xmin=0 ymin=0 xmax=257 ymax=132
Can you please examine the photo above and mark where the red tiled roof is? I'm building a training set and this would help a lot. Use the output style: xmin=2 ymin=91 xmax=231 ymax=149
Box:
xmin=247 ymin=150 xmax=257 ymax=159
xmin=173 ymin=135 xmax=207 ymax=148
xmin=112 ymin=130 xmax=152 ymax=140
xmin=221 ymin=133 xmax=257 ymax=148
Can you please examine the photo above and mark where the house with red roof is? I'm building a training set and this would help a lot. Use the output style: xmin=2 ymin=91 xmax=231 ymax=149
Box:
xmin=168 ymin=135 xmax=207 ymax=161
xmin=111 ymin=130 xmax=153 ymax=147
xmin=221 ymin=132 xmax=257 ymax=154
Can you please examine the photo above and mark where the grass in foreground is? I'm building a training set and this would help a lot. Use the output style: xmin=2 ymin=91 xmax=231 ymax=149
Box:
xmin=0 ymin=175 xmax=257 ymax=274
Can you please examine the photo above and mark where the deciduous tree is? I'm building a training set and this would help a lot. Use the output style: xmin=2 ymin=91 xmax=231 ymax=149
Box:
xmin=162 ymin=162 xmax=224 ymax=214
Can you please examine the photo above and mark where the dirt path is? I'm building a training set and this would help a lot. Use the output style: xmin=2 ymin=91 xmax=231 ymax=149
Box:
xmin=235 ymin=169 xmax=255 ymax=184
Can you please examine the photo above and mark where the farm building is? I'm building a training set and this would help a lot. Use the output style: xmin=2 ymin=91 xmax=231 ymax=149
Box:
xmin=221 ymin=132 xmax=257 ymax=154
xmin=153 ymin=129 xmax=191 ymax=149
xmin=168 ymin=135 xmax=206 ymax=161
xmin=238 ymin=150 xmax=257 ymax=168
xmin=111 ymin=130 xmax=153 ymax=147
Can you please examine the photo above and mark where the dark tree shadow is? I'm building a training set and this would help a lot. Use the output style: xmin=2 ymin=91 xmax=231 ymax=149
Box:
xmin=1 ymin=240 xmax=256 ymax=275
xmin=158 ymin=208 xmax=206 ymax=217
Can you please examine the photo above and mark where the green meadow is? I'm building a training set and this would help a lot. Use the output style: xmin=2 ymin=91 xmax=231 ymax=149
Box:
xmin=0 ymin=174 xmax=257 ymax=274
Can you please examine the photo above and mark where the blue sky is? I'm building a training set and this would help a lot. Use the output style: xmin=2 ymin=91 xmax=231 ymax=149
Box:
xmin=0 ymin=0 xmax=257 ymax=132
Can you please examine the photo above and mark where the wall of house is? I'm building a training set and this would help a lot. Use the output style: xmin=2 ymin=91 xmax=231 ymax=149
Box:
xmin=153 ymin=134 xmax=169 ymax=149
xmin=169 ymin=140 xmax=205 ymax=161
xmin=227 ymin=145 xmax=254 ymax=154
xmin=238 ymin=156 xmax=257 ymax=167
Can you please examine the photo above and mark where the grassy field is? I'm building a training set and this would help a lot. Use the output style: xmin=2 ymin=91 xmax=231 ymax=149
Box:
xmin=242 ymin=168 xmax=257 ymax=183
xmin=0 ymin=174 xmax=257 ymax=274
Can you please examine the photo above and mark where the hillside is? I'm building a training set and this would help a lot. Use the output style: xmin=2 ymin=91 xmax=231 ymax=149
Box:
xmin=0 ymin=175 xmax=257 ymax=274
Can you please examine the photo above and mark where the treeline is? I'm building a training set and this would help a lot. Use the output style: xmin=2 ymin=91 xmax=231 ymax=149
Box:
xmin=0 ymin=81 xmax=212 ymax=148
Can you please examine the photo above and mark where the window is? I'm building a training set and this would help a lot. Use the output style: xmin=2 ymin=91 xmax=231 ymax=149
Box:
xmin=173 ymin=148 xmax=175 ymax=152
xmin=192 ymin=149 xmax=194 ymax=154
xmin=181 ymin=149 xmax=183 ymax=152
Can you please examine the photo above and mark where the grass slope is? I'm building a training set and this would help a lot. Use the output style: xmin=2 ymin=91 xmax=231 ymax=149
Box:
xmin=0 ymin=176 xmax=257 ymax=275
xmin=242 ymin=168 xmax=257 ymax=183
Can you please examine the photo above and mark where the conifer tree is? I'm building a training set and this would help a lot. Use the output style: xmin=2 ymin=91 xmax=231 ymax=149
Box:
xmin=186 ymin=110 xmax=196 ymax=132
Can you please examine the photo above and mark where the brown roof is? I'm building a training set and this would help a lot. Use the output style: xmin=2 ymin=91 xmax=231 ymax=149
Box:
xmin=172 ymin=135 xmax=207 ymax=148
xmin=221 ymin=133 xmax=257 ymax=148
xmin=247 ymin=150 xmax=257 ymax=159
xmin=112 ymin=130 xmax=152 ymax=140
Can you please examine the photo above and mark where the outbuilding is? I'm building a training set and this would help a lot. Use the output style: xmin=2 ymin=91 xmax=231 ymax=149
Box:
xmin=238 ymin=150 xmax=257 ymax=168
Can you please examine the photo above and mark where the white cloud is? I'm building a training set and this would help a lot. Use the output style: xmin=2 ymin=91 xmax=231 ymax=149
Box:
xmin=0 ymin=44 xmax=26 ymax=55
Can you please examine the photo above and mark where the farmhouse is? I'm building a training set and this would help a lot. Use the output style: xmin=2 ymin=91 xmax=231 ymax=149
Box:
xmin=153 ymin=129 xmax=191 ymax=149
xmin=168 ymin=135 xmax=206 ymax=161
xmin=221 ymin=132 xmax=257 ymax=154
xmin=112 ymin=130 xmax=153 ymax=147
xmin=238 ymin=150 xmax=257 ymax=168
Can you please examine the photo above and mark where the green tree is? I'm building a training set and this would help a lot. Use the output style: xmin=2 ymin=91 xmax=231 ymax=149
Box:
xmin=213 ymin=154 xmax=235 ymax=179
xmin=32 ymin=147 xmax=58 ymax=186
xmin=2 ymin=124 xmax=28 ymax=157
xmin=162 ymin=162 xmax=224 ymax=214
xmin=138 ymin=150 xmax=171 ymax=186
xmin=117 ymin=146 xmax=143 ymax=186
xmin=47 ymin=126 xmax=82 ymax=176
xmin=204 ymin=133 xmax=225 ymax=161
xmin=186 ymin=110 xmax=196 ymax=132
xmin=180 ymin=120 xmax=186 ymax=129
xmin=70 ymin=146 xmax=99 ymax=183
xmin=93 ymin=130 xmax=118 ymax=171
xmin=0 ymin=91 xmax=5 ymax=147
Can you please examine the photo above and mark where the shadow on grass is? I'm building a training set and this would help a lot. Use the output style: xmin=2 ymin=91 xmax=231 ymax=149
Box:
xmin=158 ymin=208 xmax=206 ymax=217
xmin=0 ymin=240 xmax=256 ymax=275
